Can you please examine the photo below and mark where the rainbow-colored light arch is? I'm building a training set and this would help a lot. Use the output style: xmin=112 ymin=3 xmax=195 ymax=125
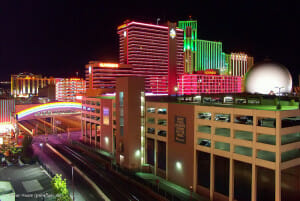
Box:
xmin=16 ymin=102 xmax=82 ymax=120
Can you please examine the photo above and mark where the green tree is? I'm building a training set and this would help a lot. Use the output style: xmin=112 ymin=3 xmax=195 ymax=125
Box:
xmin=51 ymin=174 xmax=71 ymax=201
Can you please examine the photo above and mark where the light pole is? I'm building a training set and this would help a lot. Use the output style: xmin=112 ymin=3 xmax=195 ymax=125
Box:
xmin=275 ymin=87 xmax=284 ymax=110
xmin=71 ymin=163 xmax=75 ymax=201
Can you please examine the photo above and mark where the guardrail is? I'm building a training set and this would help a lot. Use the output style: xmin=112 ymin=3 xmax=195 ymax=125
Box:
xmin=45 ymin=143 xmax=110 ymax=201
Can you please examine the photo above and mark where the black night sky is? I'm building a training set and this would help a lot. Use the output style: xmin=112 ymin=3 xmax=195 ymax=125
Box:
xmin=1 ymin=1 xmax=299 ymax=83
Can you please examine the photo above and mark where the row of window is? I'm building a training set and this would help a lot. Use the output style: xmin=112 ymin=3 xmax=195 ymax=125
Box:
xmin=82 ymin=106 xmax=100 ymax=113
xmin=146 ymin=118 xmax=167 ymax=126
xmin=147 ymin=128 xmax=167 ymax=137
xmin=198 ymin=112 xmax=300 ymax=128
xmin=197 ymin=125 xmax=300 ymax=145
xmin=82 ymin=100 xmax=101 ymax=106
xmin=82 ymin=114 xmax=101 ymax=121
xmin=197 ymin=138 xmax=300 ymax=163
xmin=147 ymin=107 xmax=167 ymax=114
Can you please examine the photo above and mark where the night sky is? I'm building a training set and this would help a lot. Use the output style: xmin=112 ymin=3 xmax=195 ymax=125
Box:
xmin=1 ymin=1 xmax=299 ymax=83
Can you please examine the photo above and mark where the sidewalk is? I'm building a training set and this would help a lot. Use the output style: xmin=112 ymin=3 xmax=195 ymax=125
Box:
xmin=0 ymin=164 xmax=54 ymax=201
xmin=136 ymin=172 xmax=209 ymax=201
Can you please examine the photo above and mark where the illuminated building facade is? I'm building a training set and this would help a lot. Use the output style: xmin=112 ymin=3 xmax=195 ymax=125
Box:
xmin=81 ymin=95 xmax=116 ymax=154
xmin=178 ymin=21 xmax=197 ymax=74
xmin=179 ymin=20 xmax=227 ymax=74
xmin=81 ymin=77 xmax=300 ymax=201
xmin=117 ymin=21 xmax=184 ymax=94
xmin=85 ymin=62 xmax=132 ymax=90
xmin=196 ymin=40 xmax=226 ymax=72
xmin=56 ymin=78 xmax=86 ymax=102
xmin=178 ymin=20 xmax=254 ymax=77
xmin=229 ymin=52 xmax=254 ymax=77
xmin=177 ymin=72 xmax=242 ymax=95
xmin=0 ymin=99 xmax=15 ymax=145
xmin=11 ymin=73 xmax=56 ymax=98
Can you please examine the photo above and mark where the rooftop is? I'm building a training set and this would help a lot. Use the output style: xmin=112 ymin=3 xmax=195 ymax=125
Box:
xmin=146 ymin=94 xmax=300 ymax=111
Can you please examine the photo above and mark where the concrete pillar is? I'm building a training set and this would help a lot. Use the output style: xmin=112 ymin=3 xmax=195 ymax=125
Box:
xmin=275 ymin=112 xmax=282 ymax=201
xmin=52 ymin=117 xmax=55 ymax=134
xmin=154 ymin=139 xmax=157 ymax=175
xmin=252 ymin=115 xmax=257 ymax=201
xmin=192 ymin=150 xmax=197 ymax=193
xmin=229 ymin=158 xmax=234 ymax=201
xmin=84 ymin=121 xmax=87 ymax=143
xmin=81 ymin=120 xmax=83 ymax=138
xmin=210 ymin=155 xmax=215 ymax=200
xmin=90 ymin=123 xmax=92 ymax=144
xmin=95 ymin=124 xmax=97 ymax=147
xmin=251 ymin=164 xmax=257 ymax=201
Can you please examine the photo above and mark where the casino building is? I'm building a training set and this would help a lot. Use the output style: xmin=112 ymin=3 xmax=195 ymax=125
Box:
xmin=81 ymin=76 xmax=300 ymax=201
xmin=11 ymin=73 xmax=56 ymax=98
xmin=80 ymin=20 xmax=300 ymax=201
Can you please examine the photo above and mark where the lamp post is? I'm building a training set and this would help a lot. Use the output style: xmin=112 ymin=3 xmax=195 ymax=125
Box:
xmin=275 ymin=87 xmax=284 ymax=110
xmin=189 ymin=185 xmax=193 ymax=201
xmin=71 ymin=163 xmax=75 ymax=201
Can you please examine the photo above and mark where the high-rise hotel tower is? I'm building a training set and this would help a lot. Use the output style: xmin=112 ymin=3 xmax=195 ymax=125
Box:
xmin=117 ymin=21 xmax=184 ymax=95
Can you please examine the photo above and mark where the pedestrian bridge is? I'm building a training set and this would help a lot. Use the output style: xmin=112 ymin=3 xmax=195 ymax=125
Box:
xmin=16 ymin=102 xmax=82 ymax=120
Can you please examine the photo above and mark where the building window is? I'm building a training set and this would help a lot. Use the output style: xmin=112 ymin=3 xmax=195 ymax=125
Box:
xmin=119 ymin=92 xmax=124 ymax=107
xmin=157 ymin=108 xmax=167 ymax=114
xmin=197 ymin=125 xmax=211 ymax=134
xmin=157 ymin=130 xmax=167 ymax=137
xmin=257 ymin=118 xmax=276 ymax=128
xmin=234 ymin=130 xmax=253 ymax=141
xmin=215 ymin=141 xmax=230 ymax=152
xmin=198 ymin=138 xmax=211 ymax=147
xmin=234 ymin=115 xmax=253 ymax=125
xmin=147 ymin=107 xmax=155 ymax=113
xmin=215 ymin=128 xmax=230 ymax=137
xmin=147 ymin=117 xmax=155 ymax=124
xmin=147 ymin=128 xmax=155 ymax=134
xmin=197 ymin=112 xmax=211 ymax=120
xmin=257 ymin=134 xmax=275 ymax=145
xmin=119 ymin=92 xmax=124 ymax=136
xmin=157 ymin=119 xmax=167 ymax=126
xmin=234 ymin=145 xmax=252 ymax=157
xmin=214 ymin=114 xmax=230 ymax=122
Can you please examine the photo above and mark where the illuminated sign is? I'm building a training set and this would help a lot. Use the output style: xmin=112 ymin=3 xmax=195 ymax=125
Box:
xmin=204 ymin=69 xmax=218 ymax=75
xmin=175 ymin=116 xmax=186 ymax=144
xmin=117 ymin=24 xmax=127 ymax=30
xmin=99 ymin=63 xmax=119 ymax=68
xmin=103 ymin=107 xmax=110 ymax=125
xmin=170 ymin=28 xmax=176 ymax=39
xmin=89 ymin=66 xmax=92 ymax=74
xmin=123 ymin=31 xmax=127 ymax=37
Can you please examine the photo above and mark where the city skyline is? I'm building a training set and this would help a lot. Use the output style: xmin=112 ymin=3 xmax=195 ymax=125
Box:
xmin=1 ymin=1 xmax=299 ymax=82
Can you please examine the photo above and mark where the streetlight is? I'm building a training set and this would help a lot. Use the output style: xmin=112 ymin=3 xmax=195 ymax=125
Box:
xmin=275 ymin=87 xmax=285 ymax=110
xmin=71 ymin=163 xmax=75 ymax=201
xmin=189 ymin=186 xmax=193 ymax=201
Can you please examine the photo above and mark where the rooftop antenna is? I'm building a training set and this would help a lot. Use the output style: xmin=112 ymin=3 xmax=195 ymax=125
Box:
xmin=156 ymin=18 xmax=160 ymax=25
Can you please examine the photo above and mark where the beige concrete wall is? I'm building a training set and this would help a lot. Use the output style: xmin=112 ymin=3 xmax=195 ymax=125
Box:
xmin=167 ymin=103 xmax=195 ymax=189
